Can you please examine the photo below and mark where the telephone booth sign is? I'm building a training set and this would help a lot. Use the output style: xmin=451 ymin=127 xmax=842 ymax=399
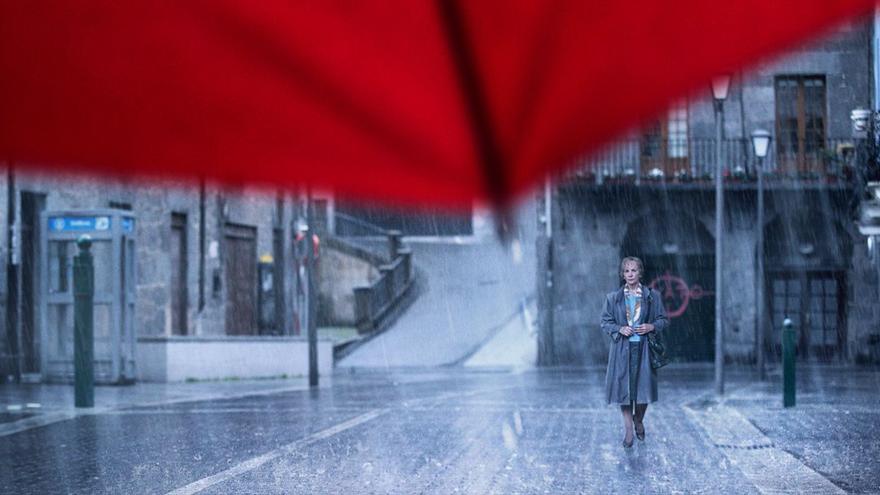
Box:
xmin=39 ymin=209 xmax=137 ymax=383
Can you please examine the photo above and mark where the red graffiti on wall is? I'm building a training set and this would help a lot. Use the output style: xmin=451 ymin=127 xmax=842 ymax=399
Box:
xmin=649 ymin=271 xmax=713 ymax=318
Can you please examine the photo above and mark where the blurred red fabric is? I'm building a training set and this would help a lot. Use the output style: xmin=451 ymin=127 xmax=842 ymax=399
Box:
xmin=0 ymin=1 xmax=874 ymax=209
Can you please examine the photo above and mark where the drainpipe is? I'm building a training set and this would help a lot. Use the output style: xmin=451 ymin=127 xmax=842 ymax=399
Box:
xmin=198 ymin=178 xmax=206 ymax=312
xmin=5 ymin=163 xmax=21 ymax=383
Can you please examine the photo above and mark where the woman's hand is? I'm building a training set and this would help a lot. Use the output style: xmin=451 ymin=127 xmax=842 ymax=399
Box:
xmin=619 ymin=326 xmax=634 ymax=337
xmin=635 ymin=323 xmax=655 ymax=335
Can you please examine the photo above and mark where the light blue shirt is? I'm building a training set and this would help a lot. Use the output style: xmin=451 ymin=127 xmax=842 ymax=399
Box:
xmin=625 ymin=293 xmax=641 ymax=342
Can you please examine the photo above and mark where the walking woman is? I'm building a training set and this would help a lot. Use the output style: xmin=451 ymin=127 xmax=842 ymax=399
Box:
xmin=600 ymin=256 xmax=669 ymax=448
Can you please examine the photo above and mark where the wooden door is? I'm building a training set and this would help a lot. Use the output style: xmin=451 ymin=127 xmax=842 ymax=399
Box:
xmin=224 ymin=223 xmax=257 ymax=335
xmin=767 ymin=270 xmax=845 ymax=361
xmin=805 ymin=272 xmax=846 ymax=361
xmin=775 ymin=76 xmax=826 ymax=174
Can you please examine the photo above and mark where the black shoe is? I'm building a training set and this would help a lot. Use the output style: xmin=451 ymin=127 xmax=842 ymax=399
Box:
xmin=634 ymin=421 xmax=645 ymax=441
xmin=623 ymin=433 xmax=634 ymax=448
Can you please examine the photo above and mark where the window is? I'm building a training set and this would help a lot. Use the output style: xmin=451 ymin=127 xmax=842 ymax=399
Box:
xmin=775 ymin=76 xmax=826 ymax=174
xmin=667 ymin=105 xmax=688 ymax=159
xmin=641 ymin=103 xmax=689 ymax=175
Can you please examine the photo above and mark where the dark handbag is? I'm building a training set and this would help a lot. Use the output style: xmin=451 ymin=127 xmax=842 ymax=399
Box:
xmin=645 ymin=289 xmax=670 ymax=369
xmin=647 ymin=331 xmax=670 ymax=369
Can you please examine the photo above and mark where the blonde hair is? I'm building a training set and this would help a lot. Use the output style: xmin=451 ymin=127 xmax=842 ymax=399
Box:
xmin=619 ymin=256 xmax=644 ymax=280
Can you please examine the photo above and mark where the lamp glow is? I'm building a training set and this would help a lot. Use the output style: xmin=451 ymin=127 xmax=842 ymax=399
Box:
xmin=711 ymin=75 xmax=731 ymax=101
xmin=751 ymin=129 xmax=771 ymax=158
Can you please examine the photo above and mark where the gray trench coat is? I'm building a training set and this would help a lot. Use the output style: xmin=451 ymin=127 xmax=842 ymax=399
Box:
xmin=600 ymin=286 xmax=669 ymax=405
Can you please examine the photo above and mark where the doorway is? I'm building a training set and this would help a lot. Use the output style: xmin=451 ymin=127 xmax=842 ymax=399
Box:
xmin=20 ymin=191 xmax=45 ymax=375
xmin=767 ymin=270 xmax=846 ymax=362
xmin=170 ymin=213 xmax=188 ymax=335
xmin=622 ymin=210 xmax=715 ymax=362
xmin=224 ymin=223 xmax=257 ymax=335
xmin=642 ymin=255 xmax=715 ymax=361
xmin=763 ymin=210 xmax=851 ymax=362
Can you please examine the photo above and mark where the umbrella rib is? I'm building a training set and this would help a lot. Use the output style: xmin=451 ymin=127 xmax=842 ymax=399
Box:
xmin=437 ymin=0 xmax=508 ymax=209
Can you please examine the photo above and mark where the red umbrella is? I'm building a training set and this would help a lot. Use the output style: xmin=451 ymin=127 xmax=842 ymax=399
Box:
xmin=0 ymin=0 xmax=874 ymax=210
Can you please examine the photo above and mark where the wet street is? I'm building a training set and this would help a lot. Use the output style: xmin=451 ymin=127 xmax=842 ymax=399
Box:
xmin=3 ymin=366 xmax=877 ymax=494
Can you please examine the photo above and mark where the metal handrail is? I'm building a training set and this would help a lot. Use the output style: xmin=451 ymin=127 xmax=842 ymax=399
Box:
xmin=351 ymin=232 xmax=414 ymax=333
xmin=572 ymin=137 xmax=857 ymax=181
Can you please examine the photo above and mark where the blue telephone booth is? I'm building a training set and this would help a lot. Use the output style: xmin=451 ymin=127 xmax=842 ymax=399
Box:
xmin=39 ymin=209 xmax=136 ymax=383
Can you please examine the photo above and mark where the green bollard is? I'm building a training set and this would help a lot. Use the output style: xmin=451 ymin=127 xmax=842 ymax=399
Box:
xmin=782 ymin=317 xmax=796 ymax=408
xmin=74 ymin=235 xmax=94 ymax=408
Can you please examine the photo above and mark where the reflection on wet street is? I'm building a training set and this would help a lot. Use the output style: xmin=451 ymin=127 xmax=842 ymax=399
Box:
xmin=3 ymin=366 xmax=876 ymax=494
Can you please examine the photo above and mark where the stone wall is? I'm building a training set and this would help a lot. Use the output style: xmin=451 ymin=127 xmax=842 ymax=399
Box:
xmin=0 ymin=170 xmax=302 ymax=380
xmin=318 ymin=244 xmax=379 ymax=326
xmin=539 ymin=22 xmax=877 ymax=366
xmin=542 ymin=185 xmax=874 ymax=365
xmin=687 ymin=20 xmax=872 ymax=142
xmin=137 ymin=336 xmax=334 ymax=382
xmin=847 ymin=221 xmax=880 ymax=363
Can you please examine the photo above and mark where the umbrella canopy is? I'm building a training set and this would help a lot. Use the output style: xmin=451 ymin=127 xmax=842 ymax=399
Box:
xmin=0 ymin=0 xmax=875 ymax=209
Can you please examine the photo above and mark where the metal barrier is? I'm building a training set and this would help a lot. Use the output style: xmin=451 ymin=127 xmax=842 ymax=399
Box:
xmin=352 ymin=231 xmax=414 ymax=334
xmin=74 ymin=236 xmax=94 ymax=408
xmin=573 ymin=138 xmax=856 ymax=181
xmin=783 ymin=317 xmax=796 ymax=408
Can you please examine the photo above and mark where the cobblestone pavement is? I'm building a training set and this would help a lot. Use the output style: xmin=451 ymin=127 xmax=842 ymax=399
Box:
xmin=720 ymin=366 xmax=880 ymax=494
xmin=0 ymin=366 xmax=877 ymax=494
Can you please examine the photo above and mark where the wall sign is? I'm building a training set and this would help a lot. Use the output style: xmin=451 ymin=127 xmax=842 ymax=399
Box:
xmin=49 ymin=216 xmax=111 ymax=232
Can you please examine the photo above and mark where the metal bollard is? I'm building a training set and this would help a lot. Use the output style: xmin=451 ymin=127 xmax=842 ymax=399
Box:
xmin=782 ymin=317 xmax=796 ymax=408
xmin=74 ymin=235 xmax=95 ymax=408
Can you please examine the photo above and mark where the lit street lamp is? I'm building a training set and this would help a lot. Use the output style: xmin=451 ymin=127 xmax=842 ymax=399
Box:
xmin=712 ymin=74 xmax=730 ymax=396
xmin=711 ymin=77 xmax=731 ymax=104
xmin=751 ymin=129 xmax=771 ymax=381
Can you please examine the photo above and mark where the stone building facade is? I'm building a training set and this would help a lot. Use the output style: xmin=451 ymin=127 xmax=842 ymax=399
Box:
xmin=537 ymin=20 xmax=880 ymax=366
xmin=0 ymin=170 xmax=336 ymax=382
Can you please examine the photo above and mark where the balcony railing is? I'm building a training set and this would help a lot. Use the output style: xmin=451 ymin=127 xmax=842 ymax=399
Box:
xmin=571 ymin=138 xmax=856 ymax=183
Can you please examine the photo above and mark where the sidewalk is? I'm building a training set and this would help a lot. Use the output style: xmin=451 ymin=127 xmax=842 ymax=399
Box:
xmin=686 ymin=365 xmax=880 ymax=494
xmin=0 ymin=375 xmax=324 ymax=437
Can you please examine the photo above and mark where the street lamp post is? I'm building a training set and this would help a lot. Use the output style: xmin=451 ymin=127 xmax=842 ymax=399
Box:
xmin=5 ymin=163 xmax=21 ymax=383
xmin=712 ymin=75 xmax=730 ymax=396
xmin=751 ymin=129 xmax=771 ymax=381
xmin=305 ymin=188 xmax=318 ymax=387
